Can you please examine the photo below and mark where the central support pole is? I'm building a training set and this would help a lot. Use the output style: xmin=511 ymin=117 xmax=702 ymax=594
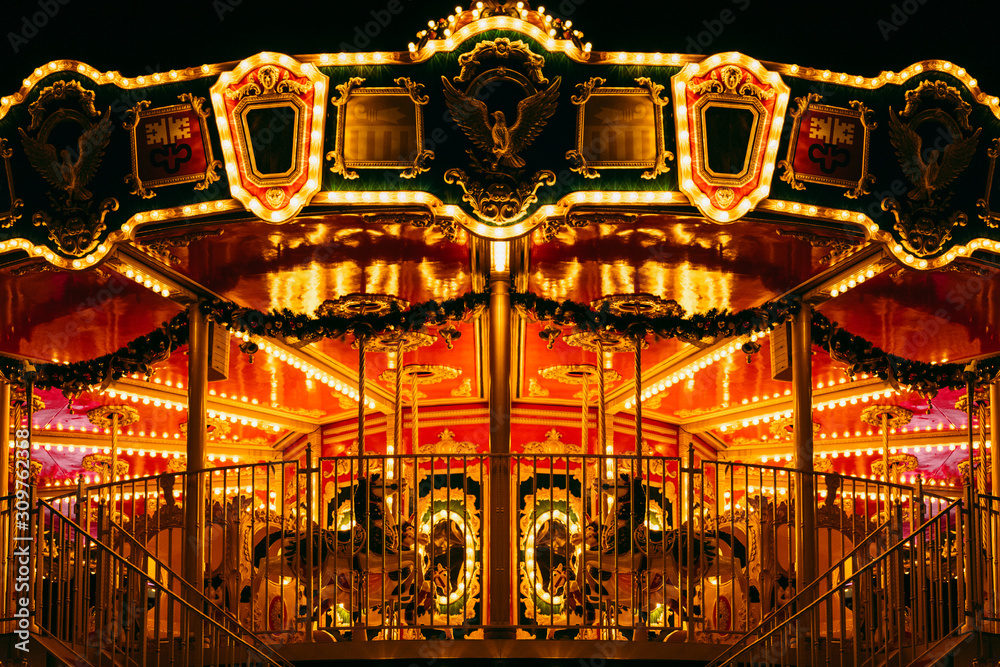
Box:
xmin=185 ymin=303 xmax=209 ymax=599
xmin=791 ymin=306 xmax=816 ymax=596
xmin=486 ymin=262 xmax=513 ymax=637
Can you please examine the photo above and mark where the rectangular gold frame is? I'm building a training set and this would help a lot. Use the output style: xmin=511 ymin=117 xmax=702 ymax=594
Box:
xmin=328 ymin=77 xmax=433 ymax=180
xmin=234 ymin=95 xmax=305 ymax=187
xmin=567 ymin=77 xmax=671 ymax=180
xmin=0 ymin=138 xmax=23 ymax=229
xmin=778 ymin=94 xmax=875 ymax=199
xmin=977 ymin=137 xmax=1000 ymax=228
xmin=693 ymin=97 xmax=765 ymax=186
xmin=124 ymin=93 xmax=220 ymax=199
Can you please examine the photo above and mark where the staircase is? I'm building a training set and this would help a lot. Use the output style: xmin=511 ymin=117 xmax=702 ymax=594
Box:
xmin=706 ymin=497 xmax=993 ymax=667
xmin=31 ymin=498 xmax=294 ymax=667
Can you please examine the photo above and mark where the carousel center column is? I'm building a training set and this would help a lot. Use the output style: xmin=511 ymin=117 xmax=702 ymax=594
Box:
xmin=486 ymin=240 xmax=514 ymax=638
xmin=792 ymin=305 xmax=816 ymax=596
xmin=185 ymin=303 xmax=209 ymax=606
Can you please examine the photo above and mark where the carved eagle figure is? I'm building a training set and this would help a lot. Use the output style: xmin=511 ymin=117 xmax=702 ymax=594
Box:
xmin=19 ymin=110 xmax=113 ymax=202
xmin=442 ymin=75 xmax=560 ymax=170
xmin=887 ymin=108 xmax=980 ymax=203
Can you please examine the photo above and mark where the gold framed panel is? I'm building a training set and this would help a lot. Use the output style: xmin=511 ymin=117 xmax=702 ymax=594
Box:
xmin=777 ymin=93 xmax=875 ymax=198
xmin=691 ymin=96 xmax=765 ymax=187
xmin=672 ymin=54 xmax=790 ymax=223
xmin=233 ymin=95 xmax=305 ymax=187
xmin=0 ymin=138 xmax=23 ymax=228
xmin=327 ymin=77 xmax=434 ymax=180
xmin=123 ymin=93 xmax=221 ymax=199
xmin=209 ymin=52 xmax=328 ymax=223
xmin=566 ymin=76 xmax=672 ymax=180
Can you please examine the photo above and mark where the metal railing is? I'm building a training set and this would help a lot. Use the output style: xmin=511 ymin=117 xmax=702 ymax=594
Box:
xmin=36 ymin=498 xmax=294 ymax=667
xmin=708 ymin=498 xmax=967 ymax=667
xmin=29 ymin=452 xmax=971 ymax=647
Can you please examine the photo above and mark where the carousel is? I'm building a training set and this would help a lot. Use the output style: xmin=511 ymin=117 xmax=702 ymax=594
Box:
xmin=1 ymin=2 xmax=999 ymax=666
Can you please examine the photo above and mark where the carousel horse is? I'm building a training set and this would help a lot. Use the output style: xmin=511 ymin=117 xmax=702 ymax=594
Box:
xmin=352 ymin=474 xmax=418 ymax=613
xmin=641 ymin=526 xmax=746 ymax=636
xmin=578 ymin=474 xmax=647 ymax=624
xmin=250 ymin=525 xmax=363 ymax=619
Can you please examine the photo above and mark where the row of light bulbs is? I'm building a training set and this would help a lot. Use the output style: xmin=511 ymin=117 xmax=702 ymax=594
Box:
xmin=106 ymin=387 xmax=283 ymax=432
xmin=624 ymin=334 xmax=763 ymax=410
xmin=719 ymin=387 xmax=898 ymax=433
xmin=234 ymin=332 xmax=376 ymax=410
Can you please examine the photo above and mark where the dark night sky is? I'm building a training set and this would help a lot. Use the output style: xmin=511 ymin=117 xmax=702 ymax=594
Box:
xmin=0 ymin=0 xmax=997 ymax=97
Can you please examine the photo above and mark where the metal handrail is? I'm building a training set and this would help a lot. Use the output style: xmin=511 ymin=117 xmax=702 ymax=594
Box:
xmin=107 ymin=516 xmax=295 ymax=663
xmin=710 ymin=498 xmax=965 ymax=667
xmin=705 ymin=518 xmax=892 ymax=667
xmin=38 ymin=499 xmax=295 ymax=667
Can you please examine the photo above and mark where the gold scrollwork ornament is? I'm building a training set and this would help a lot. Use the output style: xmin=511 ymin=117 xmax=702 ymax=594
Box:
xmin=444 ymin=168 xmax=555 ymax=224
xmin=882 ymin=81 xmax=981 ymax=257
xmin=18 ymin=81 xmax=118 ymax=257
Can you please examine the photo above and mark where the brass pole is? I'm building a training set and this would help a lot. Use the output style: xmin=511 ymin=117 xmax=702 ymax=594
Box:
xmin=0 ymin=382 xmax=9 ymax=498
xmin=597 ymin=342 xmax=606 ymax=457
xmin=991 ymin=382 xmax=1000 ymax=632
xmin=965 ymin=372 xmax=980 ymax=620
xmin=792 ymin=306 xmax=816 ymax=595
xmin=110 ymin=413 xmax=120 ymax=485
xmin=305 ymin=443 xmax=315 ymax=642
xmin=394 ymin=344 xmax=403 ymax=457
xmin=991 ymin=383 xmax=999 ymax=494
xmin=357 ymin=344 xmax=367 ymax=463
xmin=486 ymin=269 xmax=512 ymax=636
xmin=634 ymin=342 xmax=643 ymax=456
xmin=185 ymin=303 xmax=209 ymax=601
xmin=411 ymin=372 xmax=419 ymax=453
xmin=581 ymin=374 xmax=589 ymax=453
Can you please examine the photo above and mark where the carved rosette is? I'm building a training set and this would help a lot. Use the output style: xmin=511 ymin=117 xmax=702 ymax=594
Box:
xmin=860 ymin=405 xmax=913 ymax=431
xmin=316 ymin=293 xmax=407 ymax=319
xmin=870 ymin=453 xmax=919 ymax=479
xmin=87 ymin=404 xmax=140 ymax=431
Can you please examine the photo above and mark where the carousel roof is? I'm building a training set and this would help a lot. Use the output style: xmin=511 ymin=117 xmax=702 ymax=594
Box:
xmin=1 ymin=0 xmax=998 ymax=491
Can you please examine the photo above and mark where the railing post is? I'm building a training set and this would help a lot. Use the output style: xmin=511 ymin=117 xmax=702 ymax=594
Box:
xmin=486 ymin=248 xmax=513 ymax=638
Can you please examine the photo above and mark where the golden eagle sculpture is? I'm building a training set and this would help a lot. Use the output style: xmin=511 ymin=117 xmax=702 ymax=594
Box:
xmin=887 ymin=109 xmax=980 ymax=203
xmin=442 ymin=75 xmax=561 ymax=171
xmin=19 ymin=110 xmax=113 ymax=203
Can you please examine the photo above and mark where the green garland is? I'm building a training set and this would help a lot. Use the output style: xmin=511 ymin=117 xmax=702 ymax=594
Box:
xmin=811 ymin=311 xmax=997 ymax=395
xmin=0 ymin=291 xmax=995 ymax=399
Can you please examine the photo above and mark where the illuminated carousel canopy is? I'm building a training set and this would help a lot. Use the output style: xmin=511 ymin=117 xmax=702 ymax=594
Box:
xmin=1 ymin=1 xmax=999 ymax=664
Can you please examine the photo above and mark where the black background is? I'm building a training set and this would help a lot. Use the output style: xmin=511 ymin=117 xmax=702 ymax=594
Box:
xmin=0 ymin=0 xmax=997 ymax=98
